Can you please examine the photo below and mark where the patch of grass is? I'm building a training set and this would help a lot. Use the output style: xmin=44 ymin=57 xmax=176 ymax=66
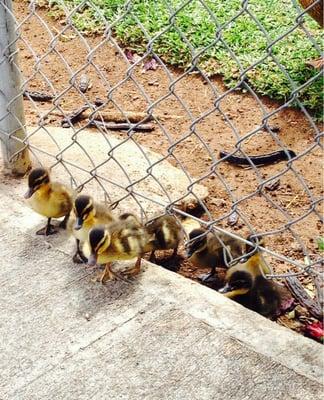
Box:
xmin=318 ymin=237 xmax=324 ymax=251
xmin=46 ymin=0 xmax=323 ymax=115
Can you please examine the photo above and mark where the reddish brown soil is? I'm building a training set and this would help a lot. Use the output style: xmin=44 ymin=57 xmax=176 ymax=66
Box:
xmin=13 ymin=2 xmax=323 ymax=337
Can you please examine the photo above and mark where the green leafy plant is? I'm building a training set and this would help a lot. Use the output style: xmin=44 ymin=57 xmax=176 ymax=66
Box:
xmin=43 ymin=0 xmax=323 ymax=116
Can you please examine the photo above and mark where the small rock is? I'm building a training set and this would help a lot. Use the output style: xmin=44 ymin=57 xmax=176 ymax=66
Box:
xmin=210 ymin=198 xmax=226 ymax=207
xmin=84 ymin=313 xmax=91 ymax=321
xmin=227 ymin=211 xmax=239 ymax=226
xmin=290 ymin=242 xmax=303 ymax=252
xmin=268 ymin=124 xmax=281 ymax=133
xmin=265 ymin=179 xmax=280 ymax=192
xmin=148 ymin=80 xmax=159 ymax=86
xmin=94 ymin=98 xmax=104 ymax=107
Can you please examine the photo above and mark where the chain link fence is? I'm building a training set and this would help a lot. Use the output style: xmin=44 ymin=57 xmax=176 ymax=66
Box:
xmin=0 ymin=0 xmax=323 ymax=281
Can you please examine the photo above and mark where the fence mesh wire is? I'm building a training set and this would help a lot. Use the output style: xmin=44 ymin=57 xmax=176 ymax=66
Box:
xmin=0 ymin=0 xmax=323 ymax=280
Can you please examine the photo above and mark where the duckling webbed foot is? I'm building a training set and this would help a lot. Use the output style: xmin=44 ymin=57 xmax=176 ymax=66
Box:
xmin=73 ymin=239 xmax=88 ymax=264
xmin=93 ymin=263 xmax=130 ymax=284
xmin=73 ymin=252 xmax=88 ymax=264
xmin=36 ymin=218 xmax=59 ymax=236
xmin=199 ymin=272 xmax=218 ymax=284
xmin=124 ymin=256 xmax=142 ymax=278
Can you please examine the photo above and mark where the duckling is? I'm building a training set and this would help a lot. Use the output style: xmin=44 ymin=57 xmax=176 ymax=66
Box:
xmin=24 ymin=167 xmax=73 ymax=236
xmin=219 ymin=252 xmax=280 ymax=318
xmin=185 ymin=228 xmax=245 ymax=283
xmin=70 ymin=194 xmax=115 ymax=263
xmin=83 ymin=216 xmax=148 ymax=284
xmin=144 ymin=215 xmax=183 ymax=262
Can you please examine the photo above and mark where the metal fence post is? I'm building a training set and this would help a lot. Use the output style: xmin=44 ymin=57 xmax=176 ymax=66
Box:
xmin=0 ymin=0 xmax=31 ymax=175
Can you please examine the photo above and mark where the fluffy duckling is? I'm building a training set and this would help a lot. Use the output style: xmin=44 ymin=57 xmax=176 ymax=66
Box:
xmin=185 ymin=228 xmax=245 ymax=283
xmin=219 ymin=252 xmax=280 ymax=318
xmin=83 ymin=215 xmax=148 ymax=284
xmin=24 ymin=167 xmax=72 ymax=236
xmin=70 ymin=194 xmax=115 ymax=263
xmin=144 ymin=215 xmax=183 ymax=262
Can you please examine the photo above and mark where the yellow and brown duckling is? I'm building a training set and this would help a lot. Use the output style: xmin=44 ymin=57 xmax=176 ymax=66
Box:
xmin=219 ymin=252 xmax=280 ymax=318
xmin=185 ymin=228 xmax=245 ymax=284
xmin=24 ymin=167 xmax=73 ymax=236
xmin=144 ymin=215 xmax=183 ymax=262
xmin=83 ymin=214 xmax=148 ymax=284
xmin=70 ymin=194 xmax=115 ymax=263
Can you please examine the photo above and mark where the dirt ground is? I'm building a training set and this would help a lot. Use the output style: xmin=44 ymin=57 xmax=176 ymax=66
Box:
xmin=13 ymin=2 xmax=323 ymax=337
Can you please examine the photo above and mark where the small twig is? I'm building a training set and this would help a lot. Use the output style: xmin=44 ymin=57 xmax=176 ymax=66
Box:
xmin=89 ymin=120 xmax=155 ymax=132
xmin=84 ymin=107 xmax=183 ymax=123
xmin=23 ymin=90 xmax=54 ymax=102
xmin=285 ymin=276 xmax=323 ymax=320
xmin=61 ymin=105 xmax=90 ymax=128
xmin=52 ymin=26 xmax=76 ymax=41
xmin=285 ymin=194 xmax=300 ymax=210
xmin=85 ymin=109 xmax=153 ymax=124
xmin=314 ymin=274 xmax=324 ymax=310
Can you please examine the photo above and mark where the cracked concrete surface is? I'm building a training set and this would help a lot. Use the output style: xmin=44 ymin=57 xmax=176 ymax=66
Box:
xmin=0 ymin=175 xmax=323 ymax=400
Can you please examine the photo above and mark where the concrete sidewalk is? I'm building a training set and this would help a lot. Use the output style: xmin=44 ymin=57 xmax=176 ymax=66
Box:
xmin=0 ymin=176 xmax=323 ymax=400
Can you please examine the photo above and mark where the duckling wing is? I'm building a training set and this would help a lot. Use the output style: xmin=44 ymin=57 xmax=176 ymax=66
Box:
xmin=48 ymin=182 xmax=73 ymax=217
xmin=105 ymin=222 xmax=148 ymax=260
xmin=146 ymin=215 xmax=182 ymax=250
xmin=94 ymin=203 xmax=115 ymax=224
xmin=254 ymin=277 xmax=281 ymax=317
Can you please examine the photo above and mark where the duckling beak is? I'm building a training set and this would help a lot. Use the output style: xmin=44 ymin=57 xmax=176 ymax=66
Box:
xmin=24 ymin=188 xmax=34 ymax=199
xmin=87 ymin=253 xmax=97 ymax=267
xmin=218 ymin=283 xmax=232 ymax=294
xmin=74 ymin=218 xmax=83 ymax=230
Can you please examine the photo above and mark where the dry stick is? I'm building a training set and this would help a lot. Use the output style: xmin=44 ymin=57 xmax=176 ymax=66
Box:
xmin=89 ymin=119 xmax=155 ymax=132
xmin=285 ymin=276 xmax=323 ymax=320
xmin=61 ymin=105 xmax=90 ymax=127
xmin=23 ymin=90 xmax=54 ymax=102
xmin=84 ymin=109 xmax=185 ymax=123
xmin=59 ymin=105 xmax=183 ymax=126
xmin=314 ymin=274 xmax=324 ymax=310
xmin=84 ymin=109 xmax=153 ymax=123
xmin=285 ymin=194 xmax=300 ymax=210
